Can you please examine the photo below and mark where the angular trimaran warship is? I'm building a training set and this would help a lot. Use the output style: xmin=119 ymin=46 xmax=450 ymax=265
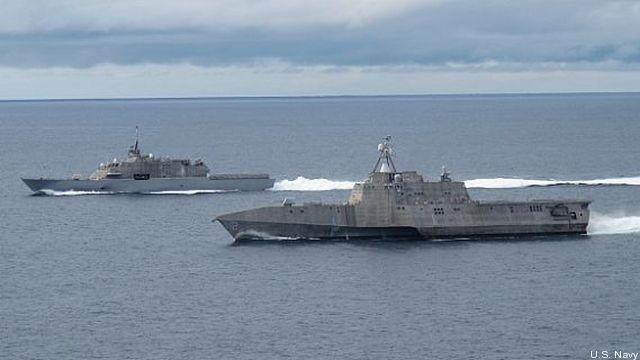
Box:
xmin=216 ymin=137 xmax=590 ymax=241
xmin=22 ymin=127 xmax=275 ymax=194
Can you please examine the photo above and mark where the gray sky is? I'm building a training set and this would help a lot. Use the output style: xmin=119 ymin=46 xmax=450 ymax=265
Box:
xmin=1 ymin=0 xmax=640 ymax=99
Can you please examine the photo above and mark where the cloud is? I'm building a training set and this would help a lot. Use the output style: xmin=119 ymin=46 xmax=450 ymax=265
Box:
xmin=0 ymin=0 xmax=639 ymax=70
xmin=2 ymin=62 xmax=640 ymax=100
xmin=0 ymin=0 xmax=433 ymax=33
xmin=1 ymin=1 xmax=640 ymax=97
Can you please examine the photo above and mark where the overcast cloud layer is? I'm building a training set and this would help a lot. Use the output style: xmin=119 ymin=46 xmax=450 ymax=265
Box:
xmin=1 ymin=0 xmax=640 ymax=99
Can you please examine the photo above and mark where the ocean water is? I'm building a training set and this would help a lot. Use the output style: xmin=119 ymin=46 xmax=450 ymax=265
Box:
xmin=1 ymin=94 xmax=640 ymax=359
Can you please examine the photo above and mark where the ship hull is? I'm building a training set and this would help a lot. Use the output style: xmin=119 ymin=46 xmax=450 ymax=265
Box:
xmin=218 ymin=219 xmax=423 ymax=241
xmin=216 ymin=218 xmax=587 ymax=242
xmin=22 ymin=176 xmax=275 ymax=194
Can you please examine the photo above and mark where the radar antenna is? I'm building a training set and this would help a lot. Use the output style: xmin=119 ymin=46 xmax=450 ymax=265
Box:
xmin=372 ymin=136 xmax=397 ymax=173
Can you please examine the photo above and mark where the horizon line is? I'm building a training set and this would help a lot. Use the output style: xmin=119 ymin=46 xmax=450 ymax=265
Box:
xmin=1 ymin=90 xmax=639 ymax=103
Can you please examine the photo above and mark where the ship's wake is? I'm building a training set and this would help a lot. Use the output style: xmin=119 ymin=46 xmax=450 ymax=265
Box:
xmin=271 ymin=177 xmax=355 ymax=191
xmin=147 ymin=190 xmax=235 ymax=195
xmin=36 ymin=189 xmax=116 ymax=196
xmin=35 ymin=189 xmax=234 ymax=196
xmin=587 ymin=212 xmax=640 ymax=235
xmin=270 ymin=175 xmax=640 ymax=192
xmin=32 ymin=175 xmax=640 ymax=195
xmin=465 ymin=176 xmax=640 ymax=189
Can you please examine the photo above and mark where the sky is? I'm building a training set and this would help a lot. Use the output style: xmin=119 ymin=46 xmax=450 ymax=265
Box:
xmin=1 ymin=0 xmax=640 ymax=99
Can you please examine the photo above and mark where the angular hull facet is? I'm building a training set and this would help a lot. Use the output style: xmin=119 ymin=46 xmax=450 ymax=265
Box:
xmin=217 ymin=218 xmax=587 ymax=242
xmin=217 ymin=218 xmax=423 ymax=241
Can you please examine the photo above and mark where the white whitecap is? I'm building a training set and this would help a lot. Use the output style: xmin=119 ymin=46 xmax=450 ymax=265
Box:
xmin=37 ymin=189 xmax=115 ymax=196
xmin=146 ymin=190 xmax=235 ymax=195
xmin=464 ymin=176 xmax=640 ymax=189
xmin=588 ymin=212 xmax=640 ymax=235
xmin=271 ymin=177 xmax=355 ymax=191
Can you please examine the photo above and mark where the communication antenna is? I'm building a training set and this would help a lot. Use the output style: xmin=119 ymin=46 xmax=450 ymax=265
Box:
xmin=372 ymin=136 xmax=397 ymax=173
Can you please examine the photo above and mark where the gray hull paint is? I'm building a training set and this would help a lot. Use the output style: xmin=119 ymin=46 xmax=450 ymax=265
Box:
xmin=218 ymin=218 xmax=587 ymax=242
xmin=219 ymin=219 xmax=423 ymax=240
xmin=22 ymin=177 xmax=275 ymax=193
xmin=215 ymin=138 xmax=591 ymax=242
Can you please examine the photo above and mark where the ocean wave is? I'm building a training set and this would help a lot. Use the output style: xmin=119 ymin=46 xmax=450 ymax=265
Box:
xmin=588 ymin=212 xmax=640 ymax=235
xmin=271 ymin=175 xmax=640 ymax=191
xmin=36 ymin=189 xmax=116 ymax=196
xmin=464 ymin=176 xmax=640 ymax=189
xmin=146 ymin=190 xmax=235 ymax=195
xmin=33 ymin=175 xmax=640 ymax=195
xmin=36 ymin=189 xmax=234 ymax=196
xmin=271 ymin=177 xmax=355 ymax=191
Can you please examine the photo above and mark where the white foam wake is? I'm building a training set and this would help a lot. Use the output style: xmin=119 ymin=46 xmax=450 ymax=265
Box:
xmin=38 ymin=189 xmax=115 ymax=196
xmin=464 ymin=176 xmax=640 ymax=189
xmin=37 ymin=189 xmax=234 ymax=196
xmin=146 ymin=190 xmax=235 ymax=195
xmin=35 ymin=175 xmax=640 ymax=195
xmin=271 ymin=177 xmax=355 ymax=191
xmin=270 ymin=175 xmax=640 ymax=192
xmin=588 ymin=212 xmax=640 ymax=235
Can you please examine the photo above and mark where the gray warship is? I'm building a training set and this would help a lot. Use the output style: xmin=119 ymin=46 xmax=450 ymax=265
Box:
xmin=22 ymin=127 xmax=275 ymax=194
xmin=216 ymin=137 xmax=590 ymax=241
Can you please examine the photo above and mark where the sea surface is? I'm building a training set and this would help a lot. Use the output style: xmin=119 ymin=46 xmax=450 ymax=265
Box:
xmin=1 ymin=94 xmax=640 ymax=359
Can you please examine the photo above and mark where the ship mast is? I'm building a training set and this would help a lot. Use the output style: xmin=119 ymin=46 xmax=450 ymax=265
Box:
xmin=372 ymin=136 xmax=397 ymax=173
xmin=129 ymin=126 xmax=141 ymax=157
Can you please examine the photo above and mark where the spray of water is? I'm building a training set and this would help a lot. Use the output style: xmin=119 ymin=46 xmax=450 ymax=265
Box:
xmin=272 ymin=175 xmax=640 ymax=191
xmin=587 ymin=212 xmax=640 ymax=235
xmin=37 ymin=189 xmax=115 ymax=196
xmin=271 ymin=177 xmax=355 ymax=191
xmin=464 ymin=176 xmax=640 ymax=189
xmin=37 ymin=189 xmax=233 ymax=196
xmin=34 ymin=175 xmax=640 ymax=195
